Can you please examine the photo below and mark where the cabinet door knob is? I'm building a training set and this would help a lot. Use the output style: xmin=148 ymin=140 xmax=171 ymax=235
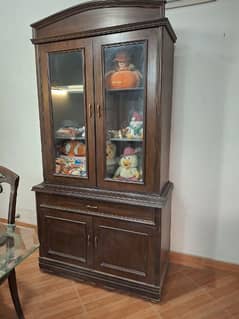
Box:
xmin=96 ymin=104 xmax=102 ymax=118
xmin=87 ymin=234 xmax=91 ymax=247
xmin=85 ymin=205 xmax=98 ymax=211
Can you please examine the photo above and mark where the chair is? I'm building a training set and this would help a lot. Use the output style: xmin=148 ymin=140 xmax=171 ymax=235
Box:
xmin=0 ymin=166 xmax=24 ymax=319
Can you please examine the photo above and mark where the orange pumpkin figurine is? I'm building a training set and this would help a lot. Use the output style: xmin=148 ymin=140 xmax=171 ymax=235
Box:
xmin=106 ymin=51 xmax=143 ymax=89
xmin=62 ymin=141 xmax=86 ymax=157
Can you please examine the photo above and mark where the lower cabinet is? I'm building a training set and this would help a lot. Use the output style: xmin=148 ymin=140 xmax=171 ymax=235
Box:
xmin=36 ymin=193 xmax=170 ymax=301
xmin=39 ymin=208 xmax=155 ymax=282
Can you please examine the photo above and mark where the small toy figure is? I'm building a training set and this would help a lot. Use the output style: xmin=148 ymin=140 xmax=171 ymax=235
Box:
xmin=56 ymin=157 xmax=65 ymax=174
xmin=78 ymin=126 xmax=85 ymax=138
xmin=62 ymin=141 xmax=86 ymax=157
xmin=113 ymin=147 xmax=140 ymax=181
xmin=106 ymin=142 xmax=117 ymax=176
xmin=106 ymin=51 xmax=143 ymax=89
xmin=56 ymin=120 xmax=85 ymax=138
xmin=126 ymin=112 xmax=144 ymax=139
xmin=55 ymin=156 xmax=87 ymax=176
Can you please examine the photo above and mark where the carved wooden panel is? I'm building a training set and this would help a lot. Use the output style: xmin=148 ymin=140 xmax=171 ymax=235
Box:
xmin=42 ymin=209 xmax=92 ymax=266
xmin=93 ymin=217 xmax=154 ymax=282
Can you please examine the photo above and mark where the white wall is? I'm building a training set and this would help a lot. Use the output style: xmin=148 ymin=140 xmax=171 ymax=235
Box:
xmin=0 ymin=0 xmax=81 ymax=223
xmin=0 ymin=0 xmax=238 ymax=264
xmin=168 ymin=0 xmax=239 ymax=264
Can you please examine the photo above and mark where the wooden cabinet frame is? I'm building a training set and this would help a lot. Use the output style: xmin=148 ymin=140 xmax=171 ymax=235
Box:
xmin=38 ymin=39 xmax=96 ymax=187
xmin=32 ymin=0 xmax=176 ymax=302
xmin=94 ymin=29 xmax=158 ymax=192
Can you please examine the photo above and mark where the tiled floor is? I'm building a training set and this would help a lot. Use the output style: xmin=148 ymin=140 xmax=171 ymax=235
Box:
xmin=0 ymin=252 xmax=238 ymax=318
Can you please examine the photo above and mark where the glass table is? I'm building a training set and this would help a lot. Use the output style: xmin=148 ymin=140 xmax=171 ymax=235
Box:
xmin=0 ymin=222 xmax=39 ymax=318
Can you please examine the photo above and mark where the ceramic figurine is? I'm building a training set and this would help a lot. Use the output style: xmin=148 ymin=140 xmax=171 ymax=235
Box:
xmin=106 ymin=142 xmax=117 ymax=176
xmin=126 ymin=112 xmax=144 ymax=139
xmin=113 ymin=146 xmax=140 ymax=180
xmin=106 ymin=51 xmax=143 ymax=89
xmin=78 ymin=126 xmax=85 ymax=138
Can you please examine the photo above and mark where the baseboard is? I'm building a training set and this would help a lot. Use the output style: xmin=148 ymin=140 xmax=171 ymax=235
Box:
xmin=0 ymin=218 xmax=37 ymax=230
xmin=170 ymin=251 xmax=239 ymax=273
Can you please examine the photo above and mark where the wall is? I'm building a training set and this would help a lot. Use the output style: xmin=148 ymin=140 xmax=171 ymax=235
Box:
xmin=0 ymin=0 xmax=238 ymax=264
xmin=167 ymin=0 xmax=239 ymax=264
xmin=0 ymin=0 xmax=80 ymax=223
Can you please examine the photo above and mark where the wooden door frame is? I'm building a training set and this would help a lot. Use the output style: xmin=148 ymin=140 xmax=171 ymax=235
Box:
xmin=38 ymin=38 xmax=96 ymax=187
xmin=93 ymin=28 xmax=159 ymax=193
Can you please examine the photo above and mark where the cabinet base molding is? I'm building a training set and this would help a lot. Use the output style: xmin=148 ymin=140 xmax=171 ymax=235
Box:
xmin=39 ymin=257 xmax=163 ymax=302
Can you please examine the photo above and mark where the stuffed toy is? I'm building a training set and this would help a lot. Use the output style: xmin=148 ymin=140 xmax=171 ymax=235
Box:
xmin=106 ymin=51 xmax=143 ymax=89
xmin=106 ymin=142 xmax=117 ymax=176
xmin=113 ymin=147 xmax=140 ymax=180
xmin=126 ymin=112 xmax=143 ymax=139
xmin=55 ymin=157 xmax=65 ymax=174
xmin=62 ymin=141 xmax=86 ymax=157
xmin=56 ymin=120 xmax=85 ymax=138
xmin=55 ymin=156 xmax=87 ymax=176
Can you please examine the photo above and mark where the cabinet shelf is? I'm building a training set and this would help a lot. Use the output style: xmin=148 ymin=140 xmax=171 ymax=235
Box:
xmin=110 ymin=138 xmax=143 ymax=142
xmin=51 ymin=85 xmax=84 ymax=94
xmin=106 ymin=87 xmax=144 ymax=93
xmin=55 ymin=136 xmax=85 ymax=141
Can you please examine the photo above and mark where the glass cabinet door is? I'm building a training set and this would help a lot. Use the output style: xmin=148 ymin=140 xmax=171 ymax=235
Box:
xmin=94 ymin=30 xmax=158 ymax=192
xmin=49 ymin=51 xmax=87 ymax=177
xmin=104 ymin=43 xmax=146 ymax=183
xmin=40 ymin=40 xmax=96 ymax=186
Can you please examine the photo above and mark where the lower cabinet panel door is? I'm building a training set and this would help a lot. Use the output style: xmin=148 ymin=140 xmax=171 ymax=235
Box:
xmin=93 ymin=217 xmax=154 ymax=282
xmin=42 ymin=209 xmax=92 ymax=267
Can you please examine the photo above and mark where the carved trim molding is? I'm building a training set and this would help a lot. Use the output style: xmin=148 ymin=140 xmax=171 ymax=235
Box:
xmin=166 ymin=0 xmax=217 ymax=10
xmin=31 ymin=0 xmax=166 ymax=29
xmin=31 ymin=18 xmax=177 ymax=44
xmin=33 ymin=181 xmax=173 ymax=208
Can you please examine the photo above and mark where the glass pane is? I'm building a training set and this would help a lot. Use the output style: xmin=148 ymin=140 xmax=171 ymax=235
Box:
xmin=0 ymin=223 xmax=39 ymax=279
xmin=104 ymin=42 xmax=146 ymax=183
xmin=49 ymin=51 xmax=88 ymax=178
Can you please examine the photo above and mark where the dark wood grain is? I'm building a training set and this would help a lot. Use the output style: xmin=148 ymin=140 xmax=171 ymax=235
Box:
xmin=33 ymin=182 xmax=173 ymax=208
xmin=31 ymin=18 xmax=176 ymax=45
xmin=31 ymin=0 xmax=165 ymax=30
xmin=8 ymin=270 xmax=24 ymax=319
xmin=93 ymin=217 xmax=156 ymax=283
xmin=41 ymin=209 xmax=92 ymax=267
xmin=156 ymin=28 xmax=175 ymax=192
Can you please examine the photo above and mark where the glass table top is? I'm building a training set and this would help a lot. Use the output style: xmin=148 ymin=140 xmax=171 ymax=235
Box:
xmin=0 ymin=223 xmax=39 ymax=279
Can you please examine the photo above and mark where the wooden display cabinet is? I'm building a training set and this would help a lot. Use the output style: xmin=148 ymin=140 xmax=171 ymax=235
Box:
xmin=31 ymin=0 xmax=176 ymax=301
